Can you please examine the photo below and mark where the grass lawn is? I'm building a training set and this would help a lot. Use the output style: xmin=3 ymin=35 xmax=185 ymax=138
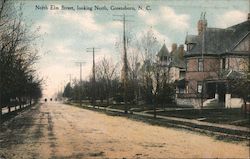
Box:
xmin=67 ymin=101 xmax=249 ymax=128
xmin=103 ymin=104 xmax=192 ymax=112
xmin=150 ymin=108 xmax=250 ymax=128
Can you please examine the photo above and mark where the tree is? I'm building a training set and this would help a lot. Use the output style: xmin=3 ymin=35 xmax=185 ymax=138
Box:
xmin=63 ymin=82 xmax=73 ymax=99
xmin=136 ymin=28 xmax=161 ymax=105
xmin=229 ymin=78 xmax=249 ymax=114
xmin=0 ymin=0 xmax=42 ymax=123
xmin=95 ymin=57 xmax=118 ymax=106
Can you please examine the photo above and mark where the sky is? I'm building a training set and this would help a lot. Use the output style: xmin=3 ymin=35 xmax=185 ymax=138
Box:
xmin=18 ymin=0 xmax=249 ymax=97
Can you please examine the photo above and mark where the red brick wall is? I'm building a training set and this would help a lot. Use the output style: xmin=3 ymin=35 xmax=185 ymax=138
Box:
xmin=204 ymin=58 xmax=220 ymax=72
xmin=186 ymin=56 xmax=220 ymax=93
xmin=228 ymin=57 xmax=249 ymax=72
xmin=187 ymin=58 xmax=198 ymax=72
xmin=186 ymin=57 xmax=220 ymax=72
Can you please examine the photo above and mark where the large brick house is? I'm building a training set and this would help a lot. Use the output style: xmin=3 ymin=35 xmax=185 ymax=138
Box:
xmin=178 ymin=13 xmax=250 ymax=108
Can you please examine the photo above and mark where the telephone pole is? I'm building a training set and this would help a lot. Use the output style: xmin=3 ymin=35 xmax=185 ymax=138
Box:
xmin=86 ymin=47 xmax=100 ymax=107
xmin=75 ymin=62 xmax=85 ymax=107
xmin=113 ymin=14 xmax=133 ymax=113
xmin=67 ymin=74 xmax=72 ymax=85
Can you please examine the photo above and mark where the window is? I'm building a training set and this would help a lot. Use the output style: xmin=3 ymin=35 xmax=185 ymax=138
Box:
xmin=180 ymin=71 xmax=185 ymax=79
xmin=179 ymin=88 xmax=185 ymax=93
xmin=197 ymin=82 xmax=203 ymax=93
xmin=221 ymin=58 xmax=229 ymax=69
xmin=222 ymin=58 xmax=226 ymax=69
xmin=198 ymin=58 xmax=204 ymax=71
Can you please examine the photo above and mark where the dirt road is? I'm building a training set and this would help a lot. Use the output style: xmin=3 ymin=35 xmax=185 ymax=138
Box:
xmin=0 ymin=102 xmax=249 ymax=158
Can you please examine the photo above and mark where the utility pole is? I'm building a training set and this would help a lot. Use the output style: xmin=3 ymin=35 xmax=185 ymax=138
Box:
xmin=67 ymin=74 xmax=72 ymax=85
xmin=75 ymin=62 xmax=85 ymax=107
xmin=113 ymin=14 xmax=133 ymax=114
xmin=200 ymin=12 xmax=207 ymax=109
xmin=248 ymin=13 xmax=250 ymax=82
xmin=87 ymin=47 xmax=100 ymax=107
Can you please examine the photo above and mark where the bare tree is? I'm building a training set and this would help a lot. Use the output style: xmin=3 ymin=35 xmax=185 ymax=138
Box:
xmin=136 ymin=28 xmax=161 ymax=105
xmin=96 ymin=57 xmax=118 ymax=106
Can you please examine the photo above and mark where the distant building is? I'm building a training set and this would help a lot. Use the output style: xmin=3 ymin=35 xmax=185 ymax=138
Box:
xmin=169 ymin=44 xmax=186 ymax=93
xmin=178 ymin=13 xmax=250 ymax=108
xmin=156 ymin=43 xmax=187 ymax=91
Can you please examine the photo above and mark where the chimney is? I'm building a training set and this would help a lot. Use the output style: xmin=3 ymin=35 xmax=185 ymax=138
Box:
xmin=197 ymin=12 xmax=207 ymax=35
xmin=197 ymin=20 xmax=203 ymax=35
xmin=178 ymin=44 xmax=184 ymax=59
xmin=171 ymin=43 xmax=177 ymax=53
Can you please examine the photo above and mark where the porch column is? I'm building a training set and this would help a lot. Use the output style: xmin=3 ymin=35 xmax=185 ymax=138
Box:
xmin=215 ymin=83 xmax=219 ymax=100
xmin=225 ymin=82 xmax=231 ymax=108
xmin=225 ymin=94 xmax=231 ymax=108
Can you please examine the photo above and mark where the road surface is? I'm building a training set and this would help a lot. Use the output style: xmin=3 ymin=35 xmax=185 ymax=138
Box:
xmin=0 ymin=102 xmax=249 ymax=158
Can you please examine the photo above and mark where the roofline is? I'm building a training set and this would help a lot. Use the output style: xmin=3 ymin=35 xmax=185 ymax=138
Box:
xmin=220 ymin=52 xmax=250 ymax=56
xmin=227 ymin=20 xmax=249 ymax=29
xmin=230 ymin=32 xmax=250 ymax=51
xmin=184 ymin=53 xmax=220 ymax=57
xmin=206 ymin=27 xmax=224 ymax=30
xmin=185 ymin=51 xmax=249 ymax=57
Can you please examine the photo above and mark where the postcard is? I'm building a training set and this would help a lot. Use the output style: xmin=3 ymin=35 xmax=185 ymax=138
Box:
xmin=0 ymin=0 xmax=249 ymax=158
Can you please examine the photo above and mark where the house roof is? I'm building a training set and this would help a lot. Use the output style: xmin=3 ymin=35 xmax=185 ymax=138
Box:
xmin=157 ymin=43 xmax=187 ymax=69
xmin=157 ymin=43 xmax=170 ymax=57
xmin=170 ymin=49 xmax=186 ymax=68
xmin=185 ymin=35 xmax=199 ymax=44
xmin=185 ymin=20 xmax=250 ymax=56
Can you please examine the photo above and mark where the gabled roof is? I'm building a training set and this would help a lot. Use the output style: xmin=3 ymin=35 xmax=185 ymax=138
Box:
xmin=157 ymin=44 xmax=170 ymax=57
xmin=185 ymin=20 xmax=250 ymax=56
xmin=231 ymin=32 xmax=250 ymax=52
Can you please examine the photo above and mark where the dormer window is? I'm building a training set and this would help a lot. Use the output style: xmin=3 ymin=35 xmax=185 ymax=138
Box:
xmin=187 ymin=43 xmax=195 ymax=51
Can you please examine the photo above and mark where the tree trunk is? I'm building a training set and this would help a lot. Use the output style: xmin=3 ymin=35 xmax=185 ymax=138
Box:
xmin=154 ymin=105 xmax=156 ymax=118
xmin=124 ymin=87 xmax=128 ymax=114
xmin=153 ymin=97 xmax=157 ymax=118
xmin=242 ymin=100 xmax=247 ymax=118
xmin=19 ymin=97 xmax=22 ymax=109
xmin=107 ymin=89 xmax=110 ymax=107
xmin=0 ymin=105 xmax=2 ymax=125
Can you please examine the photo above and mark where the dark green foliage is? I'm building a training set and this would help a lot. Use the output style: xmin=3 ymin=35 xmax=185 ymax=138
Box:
xmin=157 ymin=83 xmax=176 ymax=106
xmin=62 ymin=83 xmax=73 ymax=98
xmin=0 ymin=1 xmax=42 ymax=110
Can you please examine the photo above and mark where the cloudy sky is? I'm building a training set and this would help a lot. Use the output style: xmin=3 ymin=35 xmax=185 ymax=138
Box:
xmin=19 ymin=0 xmax=249 ymax=97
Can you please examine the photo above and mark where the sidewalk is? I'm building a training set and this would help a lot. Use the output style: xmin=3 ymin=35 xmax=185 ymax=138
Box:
xmin=74 ymin=103 xmax=250 ymax=140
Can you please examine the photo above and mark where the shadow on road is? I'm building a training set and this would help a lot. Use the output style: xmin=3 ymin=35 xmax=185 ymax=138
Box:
xmin=0 ymin=105 xmax=43 ymax=158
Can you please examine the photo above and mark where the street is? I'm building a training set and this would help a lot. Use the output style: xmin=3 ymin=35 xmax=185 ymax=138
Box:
xmin=0 ymin=102 xmax=249 ymax=159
